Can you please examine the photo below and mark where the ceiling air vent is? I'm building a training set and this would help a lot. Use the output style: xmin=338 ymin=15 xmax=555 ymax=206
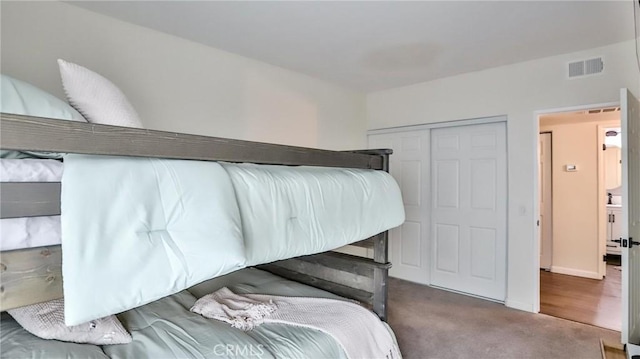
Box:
xmin=586 ymin=107 xmax=620 ymax=115
xmin=568 ymin=57 xmax=604 ymax=78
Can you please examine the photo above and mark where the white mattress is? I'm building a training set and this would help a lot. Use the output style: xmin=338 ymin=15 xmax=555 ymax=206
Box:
xmin=0 ymin=159 xmax=63 ymax=251
xmin=222 ymin=163 xmax=405 ymax=266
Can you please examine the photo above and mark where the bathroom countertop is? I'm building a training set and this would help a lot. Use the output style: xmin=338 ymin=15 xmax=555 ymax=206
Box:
xmin=606 ymin=204 xmax=622 ymax=208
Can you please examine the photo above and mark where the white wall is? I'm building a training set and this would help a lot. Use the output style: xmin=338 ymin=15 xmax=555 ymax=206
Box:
xmin=540 ymin=113 xmax=619 ymax=279
xmin=367 ymin=40 xmax=640 ymax=312
xmin=0 ymin=1 xmax=366 ymax=150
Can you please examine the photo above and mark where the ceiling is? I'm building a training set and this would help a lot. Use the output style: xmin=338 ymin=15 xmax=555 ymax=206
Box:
xmin=69 ymin=1 xmax=635 ymax=92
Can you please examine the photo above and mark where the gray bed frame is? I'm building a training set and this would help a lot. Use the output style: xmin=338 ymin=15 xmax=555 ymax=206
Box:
xmin=0 ymin=113 xmax=392 ymax=321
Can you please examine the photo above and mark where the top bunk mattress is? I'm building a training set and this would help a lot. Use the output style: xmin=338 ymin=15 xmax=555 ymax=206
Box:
xmin=1 ymin=157 xmax=404 ymax=257
xmin=1 ymin=156 xmax=404 ymax=255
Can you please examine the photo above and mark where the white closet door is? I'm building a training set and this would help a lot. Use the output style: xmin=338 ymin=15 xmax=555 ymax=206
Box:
xmin=369 ymin=131 xmax=430 ymax=284
xmin=430 ymin=122 xmax=507 ymax=301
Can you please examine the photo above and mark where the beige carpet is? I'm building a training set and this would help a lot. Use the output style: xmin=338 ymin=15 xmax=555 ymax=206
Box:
xmin=387 ymin=277 xmax=620 ymax=359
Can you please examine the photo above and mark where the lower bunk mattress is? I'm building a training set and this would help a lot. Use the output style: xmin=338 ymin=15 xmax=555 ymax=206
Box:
xmin=1 ymin=267 xmax=399 ymax=359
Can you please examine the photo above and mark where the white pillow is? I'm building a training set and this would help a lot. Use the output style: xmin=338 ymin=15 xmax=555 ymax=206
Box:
xmin=8 ymin=299 xmax=132 ymax=345
xmin=57 ymin=59 xmax=143 ymax=128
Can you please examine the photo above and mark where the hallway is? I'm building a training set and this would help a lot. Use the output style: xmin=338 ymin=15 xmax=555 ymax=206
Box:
xmin=540 ymin=264 xmax=621 ymax=331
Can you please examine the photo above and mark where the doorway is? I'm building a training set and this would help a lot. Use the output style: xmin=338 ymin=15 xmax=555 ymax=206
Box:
xmin=537 ymin=106 xmax=622 ymax=331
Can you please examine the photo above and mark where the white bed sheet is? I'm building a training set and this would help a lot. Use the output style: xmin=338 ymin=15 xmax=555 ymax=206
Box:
xmin=1 ymin=159 xmax=63 ymax=251
xmin=0 ymin=158 xmax=63 ymax=182
xmin=0 ymin=216 xmax=61 ymax=251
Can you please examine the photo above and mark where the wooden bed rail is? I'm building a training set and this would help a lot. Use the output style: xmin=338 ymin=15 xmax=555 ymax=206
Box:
xmin=0 ymin=246 xmax=63 ymax=311
xmin=1 ymin=183 xmax=61 ymax=218
xmin=0 ymin=236 xmax=389 ymax=316
xmin=0 ymin=114 xmax=393 ymax=321
xmin=259 ymin=233 xmax=390 ymax=320
xmin=0 ymin=113 xmax=383 ymax=170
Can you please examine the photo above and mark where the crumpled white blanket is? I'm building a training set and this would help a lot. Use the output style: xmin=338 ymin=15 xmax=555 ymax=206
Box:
xmin=191 ymin=287 xmax=402 ymax=359
xmin=190 ymin=287 xmax=277 ymax=331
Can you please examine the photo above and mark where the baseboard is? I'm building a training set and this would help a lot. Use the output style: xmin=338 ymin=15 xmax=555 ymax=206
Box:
xmin=550 ymin=266 xmax=601 ymax=279
xmin=505 ymin=298 xmax=535 ymax=313
xmin=600 ymin=339 xmax=626 ymax=359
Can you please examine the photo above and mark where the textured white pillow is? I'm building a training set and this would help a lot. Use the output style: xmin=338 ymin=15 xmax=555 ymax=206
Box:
xmin=8 ymin=299 xmax=132 ymax=345
xmin=58 ymin=59 xmax=143 ymax=128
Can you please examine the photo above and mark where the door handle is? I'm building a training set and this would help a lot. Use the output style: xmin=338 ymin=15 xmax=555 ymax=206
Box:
xmin=613 ymin=237 xmax=640 ymax=248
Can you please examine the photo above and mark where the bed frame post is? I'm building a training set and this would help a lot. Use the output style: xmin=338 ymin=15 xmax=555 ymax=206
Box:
xmin=348 ymin=149 xmax=392 ymax=321
xmin=373 ymin=235 xmax=388 ymax=321
xmin=374 ymin=150 xmax=391 ymax=321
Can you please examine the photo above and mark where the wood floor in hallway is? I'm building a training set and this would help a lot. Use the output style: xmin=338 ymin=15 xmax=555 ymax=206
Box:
xmin=540 ymin=264 xmax=621 ymax=331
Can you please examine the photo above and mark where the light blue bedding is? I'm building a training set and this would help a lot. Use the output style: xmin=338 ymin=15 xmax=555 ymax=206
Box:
xmin=61 ymin=155 xmax=246 ymax=326
xmin=222 ymin=163 xmax=405 ymax=266
xmin=61 ymin=155 xmax=404 ymax=326
xmin=1 ymin=269 xmax=353 ymax=359
xmin=104 ymin=269 xmax=348 ymax=359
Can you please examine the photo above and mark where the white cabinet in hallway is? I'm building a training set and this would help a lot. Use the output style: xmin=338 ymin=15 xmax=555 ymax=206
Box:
xmin=606 ymin=206 xmax=622 ymax=255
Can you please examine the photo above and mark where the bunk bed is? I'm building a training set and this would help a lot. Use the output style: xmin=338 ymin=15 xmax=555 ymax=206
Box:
xmin=0 ymin=112 xmax=402 ymax=358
